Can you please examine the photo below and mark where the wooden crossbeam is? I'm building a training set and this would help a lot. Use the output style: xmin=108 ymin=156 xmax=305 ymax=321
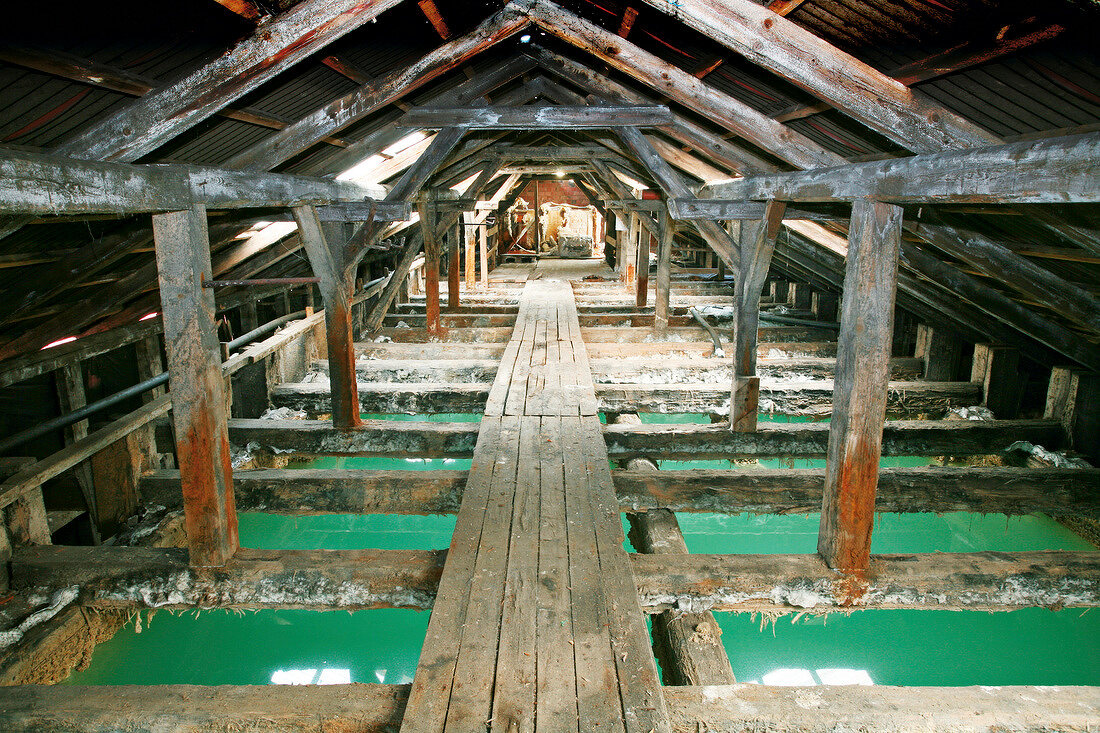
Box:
xmin=633 ymin=551 xmax=1100 ymax=612
xmin=0 ymin=149 xmax=384 ymax=215
xmin=669 ymin=199 xmax=836 ymax=221
xmin=400 ymin=105 xmax=673 ymax=129
xmin=703 ymin=132 xmax=1100 ymax=204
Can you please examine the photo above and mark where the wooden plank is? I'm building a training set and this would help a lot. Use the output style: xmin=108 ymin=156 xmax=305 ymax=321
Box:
xmin=654 ymin=210 xmax=672 ymax=335
xmin=489 ymin=417 xmax=542 ymax=732
xmin=401 ymin=106 xmax=673 ymax=129
xmin=560 ymin=416 xmax=625 ymax=733
xmin=442 ymin=415 xmax=521 ymax=731
xmin=578 ymin=418 xmax=671 ymax=733
xmin=534 ymin=415 xmax=579 ymax=732
xmin=152 ymin=206 xmax=238 ymax=568
xmin=399 ymin=416 xmax=503 ymax=733
xmin=226 ymin=419 xmax=480 ymax=457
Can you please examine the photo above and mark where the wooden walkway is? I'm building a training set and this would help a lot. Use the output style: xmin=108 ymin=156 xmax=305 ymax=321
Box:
xmin=401 ymin=280 xmax=671 ymax=733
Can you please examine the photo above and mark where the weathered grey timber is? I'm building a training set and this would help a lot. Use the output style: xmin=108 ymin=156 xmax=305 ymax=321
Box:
xmin=228 ymin=419 xmax=479 ymax=457
xmin=527 ymin=1 xmax=841 ymax=170
xmin=602 ymin=419 xmax=1065 ymax=460
xmin=403 ymin=105 xmax=672 ymax=129
xmin=637 ymin=0 xmax=997 ymax=154
xmin=632 ymin=551 xmax=1100 ymax=612
xmin=818 ymin=200 xmax=901 ymax=572
xmin=140 ymin=469 xmax=468 ymax=515
xmin=627 ymin=508 xmax=736 ymax=685
xmin=49 ymin=0 xmax=405 ymax=163
xmin=614 ymin=467 xmax=1100 ymax=518
xmin=140 ymin=466 xmax=1100 ymax=518
xmin=703 ymin=132 xmax=1100 ymax=204
xmin=2 ymin=683 xmax=1096 ymax=733
xmin=152 ymin=206 xmax=238 ymax=568
xmin=225 ymin=6 xmax=531 ymax=170
xmin=668 ymin=199 xmax=836 ymax=221
xmin=11 ymin=545 xmax=443 ymax=611
xmin=270 ymin=379 xmax=980 ymax=416
xmin=0 ymin=149 xmax=384 ymax=215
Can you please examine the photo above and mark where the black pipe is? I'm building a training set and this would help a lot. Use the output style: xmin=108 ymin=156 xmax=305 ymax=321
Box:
xmin=0 ymin=310 xmax=308 ymax=455
xmin=688 ymin=307 xmax=724 ymax=358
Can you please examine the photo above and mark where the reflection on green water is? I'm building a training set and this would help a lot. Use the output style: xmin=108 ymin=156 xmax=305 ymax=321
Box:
xmin=64 ymin=608 xmax=426 ymax=686
xmin=715 ymin=607 xmax=1100 ymax=687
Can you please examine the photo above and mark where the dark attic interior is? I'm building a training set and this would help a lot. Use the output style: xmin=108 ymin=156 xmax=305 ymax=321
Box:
xmin=0 ymin=0 xmax=1099 ymax=728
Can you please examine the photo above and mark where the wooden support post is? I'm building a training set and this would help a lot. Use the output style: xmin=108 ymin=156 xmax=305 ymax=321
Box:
xmin=1046 ymin=367 xmax=1100 ymax=464
xmin=731 ymin=202 xmax=786 ymax=432
xmin=624 ymin=213 xmax=640 ymax=289
xmin=448 ymin=220 xmax=461 ymax=309
xmin=972 ymin=344 xmax=1022 ymax=419
xmin=915 ymin=324 xmax=964 ymax=382
xmin=627 ymin=508 xmax=736 ymax=685
xmin=463 ymin=213 xmax=476 ymax=291
xmin=478 ymin=217 xmax=488 ymax=288
xmin=655 ymin=210 xmax=673 ymax=334
xmin=818 ymin=199 xmax=901 ymax=574
xmin=134 ymin=335 xmax=166 ymax=402
xmin=769 ymin=279 xmax=788 ymax=302
xmin=55 ymin=363 xmax=100 ymax=542
xmin=636 ymin=226 xmax=651 ymax=308
xmin=811 ymin=291 xmax=838 ymax=322
xmin=152 ymin=205 xmax=238 ymax=568
xmin=292 ymin=208 xmax=361 ymax=430
xmin=419 ymin=193 xmax=443 ymax=338
xmin=788 ymin=283 xmax=812 ymax=310
xmin=240 ymin=301 xmax=258 ymax=334
xmin=716 ymin=258 xmax=726 ymax=281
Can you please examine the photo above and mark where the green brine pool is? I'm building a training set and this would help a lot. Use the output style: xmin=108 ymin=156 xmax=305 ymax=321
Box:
xmin=63 ymin=412 xmax=1099 ymax=687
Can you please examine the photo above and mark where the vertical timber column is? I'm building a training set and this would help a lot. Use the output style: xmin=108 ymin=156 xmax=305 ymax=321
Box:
xmin=292 ymin=207 xmax=362 ymax=430
xmin=152 ymin=205 xmax=238 ymax=567
xmin=654 ymin=209 xmax=673 ymax=334
xmin=915 ymin=324 xmax=964 ymax=381
xmin=448 ymin=217 xmax=461 ymax=308
xmin=971 ymin=344 xmax=1022 ymax=418
xmin=636 ymin=223 xmax=651 ymax=308
xmin=419 ymin=192 xmax=443 ymax=338
xmin=478 ymin=217 xmax=488 ymax=288
xmin=1046 ymin=367 xmax=1100 ymax=464
xmin=818 ymin=199 xmax=901 ymax=574
xmin=464 ymin=212 xmax=476 ymax=290
xmin=730 ymin=202 xmax=786 ymax=432
xmin=135 ymin=335 xmax=167 ymax=402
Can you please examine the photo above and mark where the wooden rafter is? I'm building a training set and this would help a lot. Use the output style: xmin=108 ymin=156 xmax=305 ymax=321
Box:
xmin=418 ymin=0 xmax=452 ymax=39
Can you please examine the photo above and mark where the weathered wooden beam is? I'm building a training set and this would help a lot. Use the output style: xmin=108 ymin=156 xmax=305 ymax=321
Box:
xmin=0 ymin=149 xmax=384 ymax=215
xmin=638 ymin=0 xmax=997 ymax=154
xmin=418 ymin=192 xmax=443 ymax=337
xmin=627 ymin=508 xmax=736 ymax=685
xmin=668 ymin=199 xmax=836 ymax=221
xmin=1 ymin=683 xmax=1095 ymax=732
xmin=654 ymin=210 xmax=673 ymax=334
xmin=615 ymin=466 xmax=1100 ymax=518
xmin=731 ymin=202 xmax=785 ymax=432
xmin=51 ymin=0 xmax=404 ymax=163
xmin=140 ymin=466 xmax=1100 ymax=518
xmin=817 ymin=200 xmax=901 ymax=573
xmin=227 ymin=418 xmax=479 ymax=457
xmin=12 ymin=545 xmax=442 ymax=610
xmin=292 ymin=207 xmax=361 ymax=429
xmin=497 ymin=145 xmax=615 ymax=160
xmin=225 ymin=5 xmax=532 ymax=170
xmin=602 ymin=419 xmax=1063 ymax=460
xmin=527 ymin=3 xmax=841 ymax=170
xmin=632 ymin=550 xmax=1100 ymax=612
xmin=401 ymin=105 xmax=673 ymax=129
xmin=704 ymin=132 xmax=1100 ymax=204
xmin=152 ymin=206 xmax=238 ymax=567
xmin=417 ymin=0 xmax=451 ymax=39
